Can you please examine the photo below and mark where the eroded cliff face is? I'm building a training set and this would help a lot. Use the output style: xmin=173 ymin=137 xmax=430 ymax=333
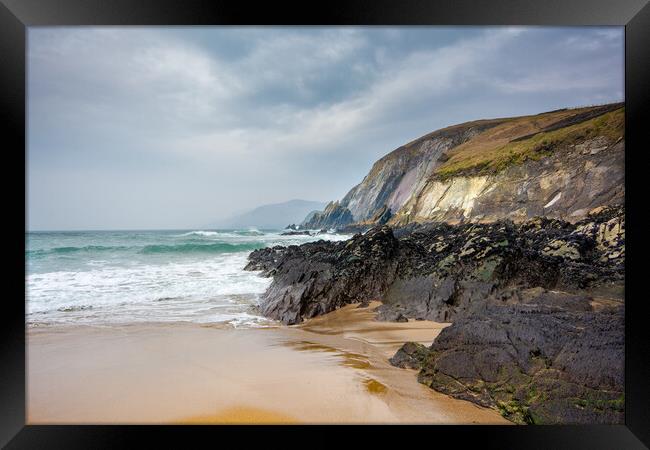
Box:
xmin=339 ymin=120 xmax=502 ymax=222
xmin=392 ymin=138 xmax=624 ymax=225
xmin=305 ymin=103 xmax=624 ymax=229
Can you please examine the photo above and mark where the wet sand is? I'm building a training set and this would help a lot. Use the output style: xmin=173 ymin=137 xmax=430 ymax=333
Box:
xmin=27 ymin=302 xmax=509 ymax=424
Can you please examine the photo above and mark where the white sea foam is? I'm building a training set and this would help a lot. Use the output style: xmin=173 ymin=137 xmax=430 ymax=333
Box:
xmin=26 ymin=229 xmax=352 ymax=327
xmin=26 ymin=252 xmax=272 ymax=326
xmin=175 ymin=230 xmax=220 ymax=237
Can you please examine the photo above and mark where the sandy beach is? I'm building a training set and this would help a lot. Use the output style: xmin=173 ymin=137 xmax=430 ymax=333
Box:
xmin=27 ymin=301 xmax=509 ymax=424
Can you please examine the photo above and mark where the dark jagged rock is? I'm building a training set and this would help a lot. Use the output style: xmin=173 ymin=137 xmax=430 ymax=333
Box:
xmin=244 ymin=245 xmax=288 ymax=274
xmin=280 ymin=230 xmax=312 ymax=236
xmin=374 ymin=304 xmax=412 ymax=322
xmin=374 ymin=304 xmax=407 ymax=322
xmin=246 ymin=226 xmax=399 ymax=324
xmin=248 ymin=205 xmax=623 ymax=325
xmin=412 ymin=300 xmax=624 ymax=424
xmin=388 ymin=342 xmax=429 ymax=369
xmin=377 ymin=205 xmax=624 ymax=322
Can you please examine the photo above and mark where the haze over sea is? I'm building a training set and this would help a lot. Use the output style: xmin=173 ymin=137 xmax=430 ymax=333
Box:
xmin=26 ymin=229 xmax=349 ymax=327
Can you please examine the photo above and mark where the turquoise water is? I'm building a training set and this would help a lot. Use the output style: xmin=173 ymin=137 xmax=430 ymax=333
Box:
xmin=26 ymin=229 xmax=350 ymax=327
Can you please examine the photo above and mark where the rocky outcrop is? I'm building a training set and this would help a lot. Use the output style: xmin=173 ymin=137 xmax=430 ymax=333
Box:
xmin=280 ymin=230 xmax=312 ymax=236
xmin=406 ymin=299 xmax=624 ymax=424
xmin=299 ymin=104 xmax=624 ymax=230
xmin=247 ymin=205 xmax=624 ymax=324
xmin=370 ymin=205 xmax=623 ymax=323
xmin=245 ymin=226 xmax=399 ymax=324
xmin=388 ymin=341 xmax=430 ymax=369
xmin=300 ymin=201 xmax=354 ymax=230
xmin=246 ymin=206 xmax=625 ymax=424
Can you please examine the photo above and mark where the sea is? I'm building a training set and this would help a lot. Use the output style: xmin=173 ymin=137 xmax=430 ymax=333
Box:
xmin=26 ymin=229 xmax=350 ymax=328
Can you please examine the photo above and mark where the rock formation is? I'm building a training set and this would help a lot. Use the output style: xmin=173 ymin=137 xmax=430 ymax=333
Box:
xmin=248 ymin=206 xmax=623 ymax=324
xmin=246 ymin=205 xmax=625 ymax=424
xmin=300 ymin=200 xmax=354 ymax=230
xmin=280 ymin=230 xmax=312 ymax=236
xmin=245 ymin=226 xmax=399 ymax=325
xmin=413 ymin=300 xmax=624 ymax=424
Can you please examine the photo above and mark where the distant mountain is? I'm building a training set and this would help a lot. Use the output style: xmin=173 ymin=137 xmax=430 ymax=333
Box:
xmin=211 ymin=199 xmax=327 ymax=229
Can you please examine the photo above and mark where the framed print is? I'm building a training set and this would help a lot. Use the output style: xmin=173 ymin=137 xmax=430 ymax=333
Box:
xmin=2 ymin=0 xmax=649 ymax=448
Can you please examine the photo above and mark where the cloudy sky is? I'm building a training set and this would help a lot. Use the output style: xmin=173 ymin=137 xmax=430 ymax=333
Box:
xmin=27 ymin=26 xmax=624 ymax=230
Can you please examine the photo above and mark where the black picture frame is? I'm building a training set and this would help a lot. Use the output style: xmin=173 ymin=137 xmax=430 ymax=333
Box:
xmin=3 ymin=0 xmax=649 ymax=447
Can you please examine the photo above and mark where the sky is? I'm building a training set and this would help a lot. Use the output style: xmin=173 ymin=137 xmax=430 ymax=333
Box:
xmin=27 ymin=26 xmax=624 ymax=230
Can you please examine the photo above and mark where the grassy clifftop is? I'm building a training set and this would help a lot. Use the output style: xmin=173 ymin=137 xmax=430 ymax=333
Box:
xmin=434 ymin=104 xmax=624 ymax=180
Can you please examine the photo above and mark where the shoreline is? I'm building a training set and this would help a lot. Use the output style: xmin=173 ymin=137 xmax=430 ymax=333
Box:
xmin=27 ymin=302 xmax=509 ymax=424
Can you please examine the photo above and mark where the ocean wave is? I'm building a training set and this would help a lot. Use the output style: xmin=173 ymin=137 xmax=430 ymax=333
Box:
xmin=26 ymin=229 xmax=352 ymax=327
xmin=27 ymin=241 xmax=266 ymax=258
xmin=227 ymin=229 xmax=265 ymax=236
xmin=175 ymin=230 xmax=220 ymax=237
xmin=139 ymin=242 xmax=264 ymax=254
xmin=27 ymin=245 xmax=131 ymax=257
xmin=174 ymin=229 xmax=267 ymax=238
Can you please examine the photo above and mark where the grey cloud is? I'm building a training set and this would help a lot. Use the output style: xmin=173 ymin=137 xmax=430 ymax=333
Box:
xmin=27 ymin=26 xmax=623 ymax=230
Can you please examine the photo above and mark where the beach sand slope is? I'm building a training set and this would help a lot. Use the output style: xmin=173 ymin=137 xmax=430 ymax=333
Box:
xmin=27 ymin=302 xmax=509 ymax=424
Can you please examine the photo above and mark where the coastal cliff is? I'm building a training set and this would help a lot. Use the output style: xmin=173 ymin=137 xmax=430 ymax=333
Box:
xmin=303 ymin=103 xmax=623 ymax=230
xmin=248 ymin=103 xmax=625 ymax=424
